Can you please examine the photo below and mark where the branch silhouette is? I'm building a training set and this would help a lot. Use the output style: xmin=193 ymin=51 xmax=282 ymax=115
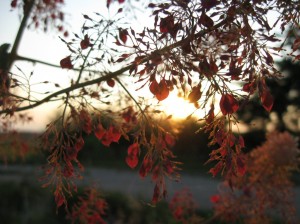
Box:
xmin=1 ymin=19 xmax=227 ymax=115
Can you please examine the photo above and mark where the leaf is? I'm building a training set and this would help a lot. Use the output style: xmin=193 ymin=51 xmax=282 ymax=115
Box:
xmin=95 ymin=123 xmax=106 ymax=140
xmin=107 ymin=79 xmax=115 ymax=87
xmin=149 ymin=79 xmax=159 ymax=95
xmin=60 ymin=56 xmax=73 ymax=69
xmin=201 ymin=0 xmax=219 ymax=10
xmin=165 ymin=133 xmax=175 ymax=147
xmin=239 ymin=136 xmax=245 ymax=148
xmin=106 ymin=0 xmax=112 ymax=8
xmin=199 ymin=12 xmax=214 ymax=28
xmin=209 ymin=161 xmax=223 ymax=177
xmin=292 ymin=37 xmax=300 ymax=51
xmin=151 ymin=165 xmax=160 ymax=181
xmin=160 ymin=15 xmax=174 ymax=33
xmin=236 ymin=156 xmax=246 ymax=176
xmin=139 ymin=158 xmax=152 ymax=178
xmin=219 ymin=94 xmax=239 ymax=115
xmin=127 ymin=143 xmax=139 ymax=156
xmin=155 ymin=79 xmax=169 ymax=101
xmin=188 ymin=85 xmax=201 ymax=103
xmin=210 ymin=195 xmax=220 ymax=203
xmin=54 ymin=191 xmax=64 ymax=208
xmin=206 ymin=104 xmax=215 ymax=124
xmin=242 ymin=81 xmax=256 ymax=94
xmin=80 ymin=34 xmax=90 ymax=50
xmin=265 ymin=51 xmax=273 ymax=65
xmin=107 ymin=126 xmax=121 ymax=142
xmin=150 ymin=79 xmax=169 ymax=101
xmin=260 ymin=88 xmax=273 ymax=112
xmin=99 ymin=126 xmax=121 ymax=147
xmin=164 ymin=160 xmax=174 ymax=174
xmin=75 ymin=137 xmax=84 ymax=152
xmin=152 ymin=184 xmax=160 ymax=204
xmin=119 ymin=29 xmax=128 ymax=44
xmin=126 ymin=155 xmax=138 ymax=169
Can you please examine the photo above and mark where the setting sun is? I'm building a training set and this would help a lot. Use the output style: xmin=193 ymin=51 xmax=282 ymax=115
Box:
xmin=159 ymin=91 xmax=205 ymax=119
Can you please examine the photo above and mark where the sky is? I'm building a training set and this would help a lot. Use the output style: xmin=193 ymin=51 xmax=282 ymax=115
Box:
xmin=0 ymin=0 xmax=205 ymax=132
xmin=0 ymin=1 xmax=282 ymax=133
xmin=0 ymin=1 xmax=113 ymax=131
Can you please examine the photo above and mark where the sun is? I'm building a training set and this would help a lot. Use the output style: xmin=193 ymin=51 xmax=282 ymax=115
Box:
xmin=159 ymin=91 xmax=205 ymax=119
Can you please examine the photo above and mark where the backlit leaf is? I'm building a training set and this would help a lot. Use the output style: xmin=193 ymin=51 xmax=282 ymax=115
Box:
xmin=220 ymin=94 xmax=239 ymax=115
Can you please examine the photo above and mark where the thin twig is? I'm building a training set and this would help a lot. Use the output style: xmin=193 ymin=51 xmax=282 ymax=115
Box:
xmin=1 ymin=19 xmax=227 ymax=115
xmin=115 ymin=77 xmax=149 ymax=122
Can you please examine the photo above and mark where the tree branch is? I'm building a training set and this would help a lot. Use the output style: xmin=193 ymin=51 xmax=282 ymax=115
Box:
xmin=1 ymin=19 xmax=227 ymax=115
xmin=8 ymin=0 xmax=35 ymax=71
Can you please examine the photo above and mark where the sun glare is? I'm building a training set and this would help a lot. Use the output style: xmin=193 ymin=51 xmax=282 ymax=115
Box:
xmin=159 ymin=91 xmax=205 ymax=120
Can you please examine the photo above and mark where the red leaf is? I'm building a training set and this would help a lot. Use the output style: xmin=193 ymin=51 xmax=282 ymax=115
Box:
xmin=80 ymin=34 xmax=90 ymax=50
xmin=237 ymin=156 xmax=246 ymax=176
xmin=151 ymin=165 xmax=160 ymax=181
xmin=209 ymin=161 xmax=223 ymax=177
xmin=106 ymin=0 xmax=112 ymax=7
xmin=164 ymin=160 xmax=174 ymax=174
xmin=149 ymin=79 xmax=159 ymax=95
xmin=188 ymin=85 xmax=202 ymax=103
xmin=219 ymin=94 xmax=239 ymax=115
xmin=155 ymin=79 xmax=169 ymax=101
xmin=292 ymin=38 xmax=300 ymax=51
xmin=75 ymin=137 xmax=84 ymax=152
xmin=60 ymin=56 xmax=73 ymax=69
xmin=139 ymin=158 xmax=152 ymax=178
xmin=99 ymin=126 xmax=120 ymax=147
xmin=107 ymin=79 xmax=115 ymax=87
xmin=215 ymin=129 xmax=225 ymax=145
xmin=206 ymin=104 xmax=215 ymax=124
xmin=101 ymin=135 xmax=113 ymax=147
xmin=242 ymin=81 xmax=256 ymax=94
xmin=126 ymin=155 xmax=138 ymax=169
xmin=107 ymin=126 xmax=121 ymax=142
xmin=238 ymin=136 xmax=245 ymax=148
xmin=119 ymin=29 xmax=128 ymax=44
xmin=260 ymin=88 xmax=273 ymax=112
xmin=201 ymin=0 xmax=219 ymax=10
xmin=265 ymin=51 xmax=274 ymax=65
xmin=199 ymin=12 xmax=214 ymax=28
xmin=118 ymin=0 xmax=125 ymax=3
xmin=160 ymin=15 xmax=174 ymax=33
xmin=210 ymin=194 xmax=220 ymax=203
xmin=11 ymin=0 xmax=17 ymax=8
xmin=152 ymin=184 xmax=160 ymax=204
xmin=95 ymin=123 xmax=106 ymax=140
xmin=165 ymin=133 xmax=175 ymax=147
xmin=54 ymin=191 xmax=64 ymax=208
xmin=128 ymin=143 xmax=139 ymax=156
xmin=226 ymin=133 xmax=236 ymax=147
